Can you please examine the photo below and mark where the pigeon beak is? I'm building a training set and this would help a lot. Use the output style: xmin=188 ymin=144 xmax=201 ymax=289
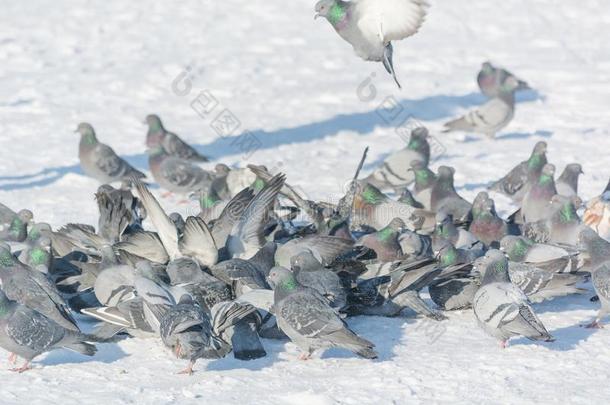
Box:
xmin=314 ymin=13 xmax=320 ymax=20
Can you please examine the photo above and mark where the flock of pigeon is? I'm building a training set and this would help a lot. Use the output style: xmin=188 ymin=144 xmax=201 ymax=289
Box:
xmin=0 ymin=0 xmax=609 ymax=377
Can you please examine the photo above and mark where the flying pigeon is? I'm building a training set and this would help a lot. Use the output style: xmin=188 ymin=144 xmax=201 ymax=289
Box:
xmin=77 ymin=123 xmax=145 ymax=184
xmin=314 ymin=0 xmax=429 ymax=88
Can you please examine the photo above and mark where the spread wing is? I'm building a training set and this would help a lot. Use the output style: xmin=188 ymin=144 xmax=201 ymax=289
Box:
xmin=354 ymin=0 xmax=428 ymax=43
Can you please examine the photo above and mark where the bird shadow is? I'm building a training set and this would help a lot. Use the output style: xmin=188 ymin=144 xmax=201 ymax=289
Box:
xmin=0 ymin=90 xmax=543 ymax=191
xmin=39 ymin=342 xmax=128 ymax=366
xmin=204 ymin=338 xmax=285 ymax=372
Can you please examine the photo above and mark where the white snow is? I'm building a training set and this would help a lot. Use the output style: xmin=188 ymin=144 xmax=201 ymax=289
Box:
xmin=1 ymin=0 xmax=610 ymax=403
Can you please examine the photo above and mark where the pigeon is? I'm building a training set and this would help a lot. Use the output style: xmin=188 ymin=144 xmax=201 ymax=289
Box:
xmin=351 ymin=182 xmax=420 ymax=230
xmin=159 ymin=294 xmax=224 ymax=374
xmin=133 ymin=179 xmax=218 ymax=267
xmin=357 ymin=218 xmax=405 ymax=262
xmin=523 ymin=195 xmax=582 ymax=245
xmin=432 ymin=212 xmax=479 ymax=251
xmin=275 ymin=235 xmax=354 ymax=268
xmin=268 ymin=267 xmax=377 ymax=359
xmin=472 ymin=250 xmax=553 ymax=347
xmin=19 ymin=236 xmax=52 ymax=271
xmin=488 ymin=141 xmax=548 ymax=202
xmin=500 ymin=235 xmax=581 ymax=273
xmin=0 ymin=203 xmax=32 ymax=243
xmin=76 ymin=123 xmax=145 ymax=184
xmin=429 ymin=166 xmax=472 ymax=222
xmin=468 ymin=192 xmax=511 ymax=247
xmin=95 ymin=184 xmax=145 ymax=243
xmin=145 ymin=114 xmax=209 ymax=162
xmin=477 ymin=61 xmax=529 ymax=98
xmin=226 ymin=174 xmax=285 ymax=259
xmin=363 ymin=127 xmax=430 ymax=190
xmin=0 ymin=247 xmax=80 ymax=332
xmin=0 ymin=288 xmax=97 ymax=373
xmin=521 ymin=164 xmax=557 ymax=223
xmin=443 ymin=76 xmax=521 ymax=138
xmin=114 ymin=230 xmax=170 ymax=264
xmin=410 ymin=160 xmax=437 ymax=210
xmin=507 ymin=261 xmax=587 ymax=303
xmin=314 ymin=0 xmax=428 ymax=88
xmin=147 ymin=145 xmax=214 ymax=195
xmin=209 ymin=256 xmax=269 ymax=297
xmin=555 ymin=163 xmax=583 ymax=198
xmin=398 ymin=188 xmax=424 ymax=209
xmin=578 ymin=228 xmax=610 ymax=328
xmin=290 ymin=250 xmax=347 ymax=310
xmin=211 ymin=300 xmax=266 ymax=360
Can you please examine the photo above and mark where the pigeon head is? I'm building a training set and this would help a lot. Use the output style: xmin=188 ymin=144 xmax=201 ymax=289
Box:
xmin=76 ymin=123 xmax=97 ymax=143
xmin=314 ymin=0 xmax=346 ymax=24
xmin=407 ymin=127 xmax=430 ymax=153
xmin=526 ymin=142 xmax=547 ymax=174
xmin=26 ymin=222 xmax=50 ymax=243
xmin=500 ymin=236 xmax=532 ymax=262
xmin=471 ymin=192 xmax=490 ymax=217
xmin=500 ymin=76 xmax=521 ymax=93
xmin=17 ymin=209 xmax=33 ymax=224
xmin=578 ymin=228 xmax=610 ymax=266
xmin=214 ymin=163 xmax=231 ymax=176
xmin=477 ymin=250 xmax=511 ymax=285
xmin=290 ymin=250 xmax=322 ymax=273
xmin=481 ymin=61 xmax=494 ymax=72
xmin=267 ymin=266 xmax=298 ymax=291
xmin=357 ymin=183 xmax=387 ymax=206
xmin=0 ymin=246 xmax=16 ymax=267
xmin=145 ymin=114 xmax=164 ymax=131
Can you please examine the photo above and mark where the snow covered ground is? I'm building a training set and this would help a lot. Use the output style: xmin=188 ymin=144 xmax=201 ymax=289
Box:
xmin=1 ymin=0 xmax=610 ymax=403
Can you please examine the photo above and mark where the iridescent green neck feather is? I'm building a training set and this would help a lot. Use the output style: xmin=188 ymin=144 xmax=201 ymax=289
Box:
xmin=328 ymin=2 xmax=347 ymax=25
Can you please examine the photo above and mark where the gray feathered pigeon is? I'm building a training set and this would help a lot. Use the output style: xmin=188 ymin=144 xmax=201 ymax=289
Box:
xmin=443 ymin=77 xmax=521 ymax=138
xmin=268 ymin=267 xmax=377 ymax=359
xmin=523 ymin=195 xmax=582 ymax=246
xmin=579 ymin=228 xmax=610 ymax=328
xmin=352 ymin=182 xmax=420 ymax=230
xmin=363 ymin=127 xmax=430 ymax=190
xmin=0 ymin=203 xmax=32 ymax=243
xmin=357 ymin=218 xmax=405 ymax=262
xmin=160 ymin=294 xmax=224 ymax=374
xmin=468 ymin=192 xmax=511 ymax=247
xmin=500 ymin=235 xmax=581 ymax=273
xmin=290 ymin=250 xmax=347 ymax=310
xmin=488 ymin=141 xmax=548 ymax=202
xmin=430 ymin=166 xmax=472 ymax=222
xmin=0 ymin=247 xmax=79 ymax=332
xmin=275 ymin=235 xmax=354 ymax=268
xmin=96 ymin=184 xmax=145 ymax=243
xmin=477 ymin=61 xmax=529 ymax=98
xmin=556 ymin=163 xmax=583 ymax=198
xmin=472 ymin=250 xmax=553 ymax=347
xmin=521 ymin=164 xmax=557 ymax=223
xmin=508 ymin=261 xmax=587 ymax=303
xmin=147 ymin=146 xmax=213 ymax=195
xmin=432 ymin=212 xmax=479 ymax=251
xmin=146 ymin=114 xmax=209 ymax=162
xmin=77 ymin=123 xmax=145 ymax=184
xmin=410 ymin=160 xmax=437 ymax=210
xmin=314 ymin=0 xmax=428 ymax=88
xmin=211 ymin=300 xmax=266 ymax=360
xmin=0 ymin=289 xmax=97 ymax=373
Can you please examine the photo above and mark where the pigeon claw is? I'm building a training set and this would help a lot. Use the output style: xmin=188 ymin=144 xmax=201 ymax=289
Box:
xmin=10 ymin=361 xmax=31 ymax=373
xmin=176 ymin=361 xmax=195 ymax=376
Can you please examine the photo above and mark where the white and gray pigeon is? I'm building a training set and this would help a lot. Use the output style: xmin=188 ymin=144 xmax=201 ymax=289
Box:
xmin=555 ymin=163 xmax=583 ymax=198
xmin=477 ymin=61 xmax=530 ymax=98
xmin=472 ymin=250 xmax=553 ymax=347
xmin=268 ymin=267 xmax=377 ymax=359
xmin=501 ymin=235 xmax=582 ymax=274
xmin=0 ymin=203 xmax=33 ymax=243
xmin=507 ymin=261 xmax=587 ymax=303
xmin=77 ymin=123 xmax=146 ymax=184
xmin=147 ymin=145 xmax=214 ymax=195
xmin=146 ymin=114 xmax=209 ymax=162
xmin=523 ymin=194 xmax=583 ymax=246
xmin=0 ymin=288 xmax=97 ymax=373
xmin=363 ymin=127 xmax=430 ymax=190
xmin=314 ymin=0 xmax=428 ymax=88
xmin=290 ymin=250 xmax=347 ymax=311
xmin=579 ymin=228 xmax=610 ymax=328
xmin=443 ymin=76 xmax=521 ymax=138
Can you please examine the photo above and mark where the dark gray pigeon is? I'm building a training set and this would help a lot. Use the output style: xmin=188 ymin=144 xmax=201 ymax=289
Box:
xmin=147 ymin=145 xmax=213 ymax=195
xmin=146 ymin=114 xmax=209 ymax=162
xmin=0 ymin=289 xmax=97 ymax=373
xmin=268 ymin=267 xmax=377 ymax=359
xmin=211 ymin=300 xmax=266 ymax=360
xmin=488 ymin=141 xmax=547 ymax=202
xmin=96 ymin=184 xmax=145 ymax=243
xmin=160 ymin=294 xmax=224 ymax=374
xmin=472 ymin=250 xmax=553 ymax=347
xmin=290 ymin=250 xmax=347 ymax=310
xmin=77 ymin=123 xmax=145 ymax=184
xmin=314 ymin=0 xmax=428 ymax=88
xmin=0 ymin=203 xmax=32 ymax=243
xmin=477 ymin=61 xmax=530 ymax=98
